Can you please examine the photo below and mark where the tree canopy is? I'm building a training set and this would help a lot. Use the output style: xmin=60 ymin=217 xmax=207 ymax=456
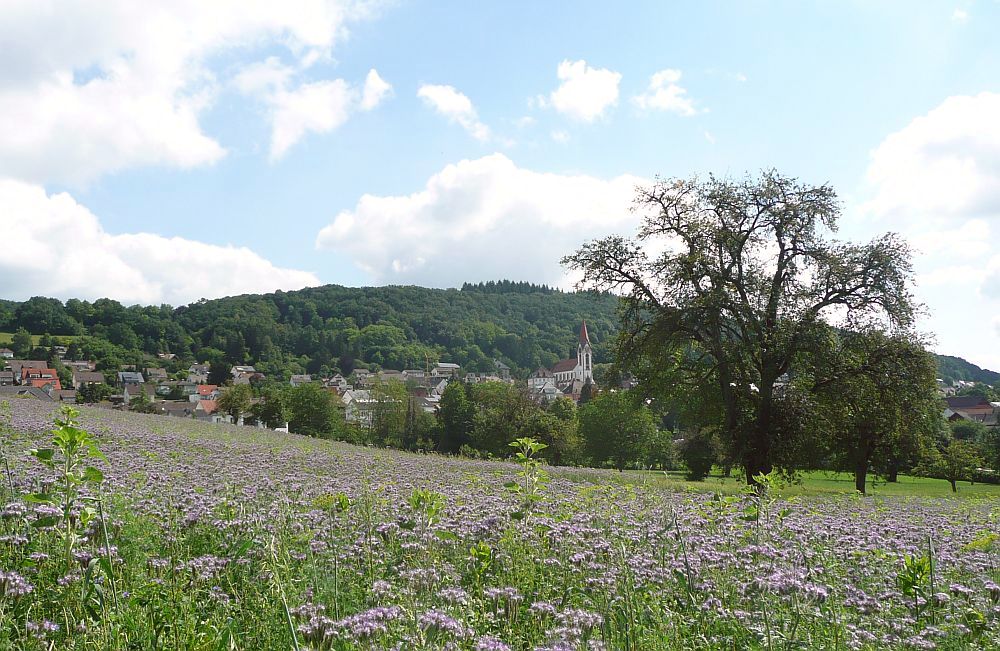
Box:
xmin=565 ymin=171 xmax=919 ymax=484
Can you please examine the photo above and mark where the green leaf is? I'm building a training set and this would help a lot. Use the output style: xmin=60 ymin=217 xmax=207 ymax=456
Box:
xmin=83 ymin=466 xmax=104 ymax=483
xmin=434 ymin=530 xmax=459 ymax=542
xmin=24 ymin=492 xmax=54 ymax=504
xmin=30 ymin=448 xmax=55 ymax=461
xmin=31 ymin=516 xmax=59 ymax=528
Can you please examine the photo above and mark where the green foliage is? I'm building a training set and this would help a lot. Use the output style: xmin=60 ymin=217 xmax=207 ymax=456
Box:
xmin=218 ymin=384 xmax=254 ymax=424
xmin=285 ymin=382 xmax=342 ymax=438
xmin=504 ymin=437 xmax=549 ymax=522
xmin=438 ymin=382 xmax=473 ymax=453
xmin=0 ymin=284 xmax=619 ymax=380
xmin=679 ymin=429 xmax=717 ymax=481
xmin=11 ymin=326 xmax=32 ymax=358
xmin=916 ymin=439 xmax=985 ymax=492
xmin=26 ymin=407 xmax=106 ymax=571
xmin=77 ymin=382 xmax=114 ymax=404
xmin=578 ymin=391 xmax=657 ymax=470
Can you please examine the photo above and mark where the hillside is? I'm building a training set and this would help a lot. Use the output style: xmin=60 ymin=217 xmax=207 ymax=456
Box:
xmin=0 ymin=285 xmax=995 ymax=384
xmin=0 ymin=285 xmax=620 ymax=378
xmin=934 ymin=354 xmax=1000 ymax=385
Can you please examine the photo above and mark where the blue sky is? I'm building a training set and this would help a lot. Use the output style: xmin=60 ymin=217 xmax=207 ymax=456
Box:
xmin=1 ymin=0 xmax=999 ymax=368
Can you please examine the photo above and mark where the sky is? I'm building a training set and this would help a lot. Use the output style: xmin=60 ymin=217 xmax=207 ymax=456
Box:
xmin=1 ymin=1 xmax=999 ymax=368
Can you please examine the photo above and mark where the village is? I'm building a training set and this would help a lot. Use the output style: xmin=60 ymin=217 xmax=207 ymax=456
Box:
xmin=0 ymin=322 xmax=606 ymax=429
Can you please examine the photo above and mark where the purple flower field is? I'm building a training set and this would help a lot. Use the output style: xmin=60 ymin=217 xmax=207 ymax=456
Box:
xmin=1 ymin=398 xmax=998 ymax=649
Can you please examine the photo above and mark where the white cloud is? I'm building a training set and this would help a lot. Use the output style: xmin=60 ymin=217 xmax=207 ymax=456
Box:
xmin=0 ymin=179 xmax=318 ymax=305
xmin=546 ymin=60 xmax=621 ymax=122
xmin=551 ymin=130 xmax=570 ymax=143
xmin=0 ymin=0 xmax=375 ymax=184
xmin=316 ymin=154 xmax=644 ymax=287
xmin=632 ymin=69 xmax=698 ymax=116
xmin=236 ymin=60 xmax=392 ymax=160
xmin=361 ymin=69 xmax=393 ymax=110
xmin=417 ymin=84 xmax=491 ymax=141
xmin=952 ymin=8 xmax=969 ymax=23
xmin=862 ymin=92 xmax=1000 ymax=368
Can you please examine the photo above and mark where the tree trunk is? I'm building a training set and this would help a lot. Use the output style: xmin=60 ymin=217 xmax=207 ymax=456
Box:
xmin=886 ymin=464 xmax=899 ymax=483
xmin=854 ymin=431 xmax=874 ymax=495
xmin=854 ymin=459 xmax=868 ymax=495
xmin=949 ymin=478 xmax=957 ymax=492
xmin=744 ymin=383 xmax=775 ymax=488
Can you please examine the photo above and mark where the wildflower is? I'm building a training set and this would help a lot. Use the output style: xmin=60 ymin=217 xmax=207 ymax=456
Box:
xmin=0 ymin=571 xmax=33 ymax=598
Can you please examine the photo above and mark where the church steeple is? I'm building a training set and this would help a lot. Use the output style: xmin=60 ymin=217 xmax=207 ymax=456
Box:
xmin=576 ymin=320 xmax=592 ymax=382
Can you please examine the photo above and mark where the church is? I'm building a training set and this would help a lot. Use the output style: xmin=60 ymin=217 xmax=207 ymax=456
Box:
xmin=528 ymin=321 xmax=595 ymax=402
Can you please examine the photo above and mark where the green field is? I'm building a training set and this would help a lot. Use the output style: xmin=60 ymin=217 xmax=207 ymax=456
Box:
xmin=607 ymin=468 xmax=1000 ymax=498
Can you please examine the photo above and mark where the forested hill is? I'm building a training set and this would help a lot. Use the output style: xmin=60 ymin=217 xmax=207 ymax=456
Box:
xmin=0 ymin=285 xmax=994 ymax=384
xmin=0 ymin=285 xmax=620 ymax=378
xmin=934 ymin=355 xmax=1000 ymax=385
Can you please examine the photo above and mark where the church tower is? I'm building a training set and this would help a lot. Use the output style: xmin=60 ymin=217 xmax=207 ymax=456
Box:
xmin=576 ymin=320 xmax=593 ymax=382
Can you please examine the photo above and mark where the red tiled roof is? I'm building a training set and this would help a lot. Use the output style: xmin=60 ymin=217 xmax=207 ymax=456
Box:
xmin=197 ymin=384 xmax=218 ymax=396
xmin=197 ymin=399 xmax=218 ymax=414
xmin=579 ymin=320 xmax=590 ymax=345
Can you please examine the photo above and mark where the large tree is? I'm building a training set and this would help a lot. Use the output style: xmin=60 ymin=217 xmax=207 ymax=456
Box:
xmin=564 ymin=172 xmax=916 ymax=484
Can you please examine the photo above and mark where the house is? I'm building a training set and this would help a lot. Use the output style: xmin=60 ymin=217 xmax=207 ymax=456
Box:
xmin=233 ymin=371 xmax=264 ymax=385
xmin=6 ymin=361 xmax=47 ymax=382
xmin=0 ymin=371 xmax=14 ymax=386
xmin=342 ymin=389 xmax=375 ymax=427
xmin=123 ymin=383 xmax=155 ymax=404
xmin=157 ymin=353 xmax=177 ymax=361
xmin=72 ymin=370 xmax=105 ymax=389
xmin=402 ymin=369 xmax=426 ymax=380
xmin=144 ymin=367 xmax=168 ymax=382
xmin=22 ymin=368 xmax=61 ymax=391
xmin=156 ymin=401 xmax=195 ymax=418
xmin=156 ymin=380 xmax=197 ymax=397
xmin=194 ymin=399 xmax=226 ymax=424
xmin=0 ymin=348 xmax=13 ymax=359
xmin=527 ymin=367 xmax=554 ymax=389
xmin=64 ymin=360 xmax=96 ymax=372
xmin=528 ymin=379 xmax=562 ymax=404
xmin=55 ymin=389 xmax=77 ymax=403
xmin=188 ymin=364 xmax=209 ymax=384
xmin=493 ymin=359 xmax=511 ymax=380
xmin=466 ymin=373 xmax=506 ymax=385
xmin=231 ymin=365 xmax=256 ymax=379
xmin=190 ymin=384 xmax=220 ymax=402
xmin=944 ymin=395 xmax=997 ymax=424
xmin=289 ymin=374 xmax=313 ymax=387
xmin=378 ymin=369 xmax=405 ymax=383
xmin=324 ymin=374 xmax=350 ymax=392
xmin=52 ymin=345 xmax=68 ymax=358
xmin=0 ymin=386 xmax=55 ymax=402
xmin=116 ymin=371 xmax=144 ymax=387
xmin=432 ymin=362 xmax=461 ymax=378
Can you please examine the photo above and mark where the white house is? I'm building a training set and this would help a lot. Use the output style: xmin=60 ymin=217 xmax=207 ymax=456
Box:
xmin=342 ymin=389 xmax=375 ymax=427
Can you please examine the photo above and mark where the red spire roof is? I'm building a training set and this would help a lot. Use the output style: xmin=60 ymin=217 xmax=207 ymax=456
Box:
xmin=579 ymin=320 xmax=590 ymax=345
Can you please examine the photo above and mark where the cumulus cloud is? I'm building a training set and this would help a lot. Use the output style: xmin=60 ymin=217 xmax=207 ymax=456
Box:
xmin=316 ymin=153 xmax=644 ymax=287
xmin=0 ymin=179 xmax=318 ymax=305
xmin=863 ymin=92 xmax=1000 ymax=367
xmin=544 ymin=60 xmax=621 ymax=122
xmin=361 ymin=69 xmax=393 ymax=110
xmin=417 ymin=84 xmax=491 ymax=141
xmin=0 ymin=0 xmax=376 ymax=184
xmin=632 ymin=69 xmax=698 ymax=116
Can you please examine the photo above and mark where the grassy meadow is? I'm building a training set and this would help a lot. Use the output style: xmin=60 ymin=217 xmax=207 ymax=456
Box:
xmin=1 ymin=398 xmax=998 ymax=650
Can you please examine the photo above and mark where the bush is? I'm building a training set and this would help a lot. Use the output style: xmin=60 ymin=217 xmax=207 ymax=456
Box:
xmin=679 ymin=428 xmax=717 ymax=481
